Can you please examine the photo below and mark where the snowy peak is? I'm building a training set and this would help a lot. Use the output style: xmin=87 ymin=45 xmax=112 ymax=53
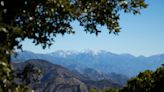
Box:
xmin=12 ymin=50 xmax=164 ymax=77
xmin=50 ymin=50 xmax=79 ymax=57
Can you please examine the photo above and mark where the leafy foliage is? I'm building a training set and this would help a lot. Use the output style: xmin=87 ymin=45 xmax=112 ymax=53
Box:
xmin=0 ymin=0 xmax=147 ymax=50
xmin=120 ymin=65 xmax=164 ymax=92
xmin=90 ymin=64 xmax=164 ymax=92
xmin=0 ymin=0 xmax=147 ymax=91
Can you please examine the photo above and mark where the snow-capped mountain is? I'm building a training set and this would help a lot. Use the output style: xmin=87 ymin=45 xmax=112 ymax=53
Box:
xmin=11 ymin=50 xmax=164 ymax=77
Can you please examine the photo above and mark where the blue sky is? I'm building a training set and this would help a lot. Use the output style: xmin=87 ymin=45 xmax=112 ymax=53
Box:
xmin=22 ymin=0 xmax=164 ymax=56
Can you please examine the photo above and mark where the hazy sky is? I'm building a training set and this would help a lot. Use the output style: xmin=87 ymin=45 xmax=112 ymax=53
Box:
xmin=22 ymin=0 xmax=164 ymax=56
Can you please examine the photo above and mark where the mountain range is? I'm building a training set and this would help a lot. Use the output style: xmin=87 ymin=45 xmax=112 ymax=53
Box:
xmin=12 ymin=59 xmax=122 ymax=92
xmin=12 ymin=50 xmax=164 ymax=77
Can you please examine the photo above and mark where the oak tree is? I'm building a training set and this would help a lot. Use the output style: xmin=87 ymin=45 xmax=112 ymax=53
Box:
xmin=0 ymin=0 xmax=147 ymax=91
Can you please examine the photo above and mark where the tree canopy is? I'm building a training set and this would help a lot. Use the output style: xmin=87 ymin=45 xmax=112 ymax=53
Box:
xmin=0 ymin=0 xmax=147 ymax=51
xmin=120 ymin=65 xmax=164 ymax=92
xmin=0 ymin=0 xmax=147 ymax=91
